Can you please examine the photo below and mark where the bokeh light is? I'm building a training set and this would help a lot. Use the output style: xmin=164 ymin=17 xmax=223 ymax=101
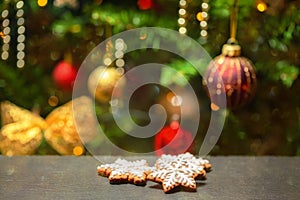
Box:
xmin=37 ymin=0 xmax=48 ymax=7
xmin=73 ymin=146 xmax=84 ymax=156
xmin=257 ymin=2 xmax=267 ymax=12
xmin=48 ymin=95 xmax=59 ymax=107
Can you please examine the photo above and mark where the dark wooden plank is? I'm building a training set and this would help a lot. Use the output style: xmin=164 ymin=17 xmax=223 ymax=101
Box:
xmin=0 ymin=156 xmax=300 ymax=200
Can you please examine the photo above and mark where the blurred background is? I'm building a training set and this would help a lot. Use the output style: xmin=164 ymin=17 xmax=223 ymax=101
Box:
xmin=0 ymin=0 xmax=300 ymax=156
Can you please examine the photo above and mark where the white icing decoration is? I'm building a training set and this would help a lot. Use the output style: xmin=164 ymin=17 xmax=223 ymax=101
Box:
xmin=148 ymin=153 xmax=209 ymax=192
xmin=97 ymin=158 xmax=154 ymax=184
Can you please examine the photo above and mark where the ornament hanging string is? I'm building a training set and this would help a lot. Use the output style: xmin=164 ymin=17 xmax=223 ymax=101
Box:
xmin=64 ymin=49 xmax=73 ymax=64
xmin=229 ymin=0 xmax=239 ymax=44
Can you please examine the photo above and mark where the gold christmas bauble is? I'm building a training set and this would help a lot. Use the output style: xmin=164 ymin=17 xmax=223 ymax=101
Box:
xmin=88 ymin=67 xmax=125 ymax=103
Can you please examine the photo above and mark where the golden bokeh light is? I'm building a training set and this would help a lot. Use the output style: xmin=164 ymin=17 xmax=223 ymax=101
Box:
xmin=37 ymin=0 xmax=48 ymax=7
xmin=0 ymin=32 xmax=6 ymax=39
xmin=211 ymin=103 xmax=220 ymax=111
xmin=196 ymin=12 xmax=204 ymax=21
xmin=73 ymin=146 xmax=84 ymax=156
xmin=166 ymin=92 xmax=175 ymax=103
xmin=257 ymin=2 xmax=267 ymax=12
xmin=48 ymin=95 xmax=59 ymax=107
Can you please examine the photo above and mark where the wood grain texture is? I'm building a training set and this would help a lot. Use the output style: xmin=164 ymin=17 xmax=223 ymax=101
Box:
xmin=0 ymin=156 xmax=300 ymax=200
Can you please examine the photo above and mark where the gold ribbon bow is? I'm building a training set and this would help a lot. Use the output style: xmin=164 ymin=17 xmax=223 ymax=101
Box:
xmin=0 ymin=96 xmax=97 ymax=156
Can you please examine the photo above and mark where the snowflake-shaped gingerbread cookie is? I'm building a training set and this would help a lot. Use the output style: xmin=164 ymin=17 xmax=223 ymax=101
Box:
xmin=147 ymin=153 xmax=211 ymax=193
xmin=97 ymin=158 xmax=154 ymax=186
xmin=156 ymin=152 xmax=212 ymax=173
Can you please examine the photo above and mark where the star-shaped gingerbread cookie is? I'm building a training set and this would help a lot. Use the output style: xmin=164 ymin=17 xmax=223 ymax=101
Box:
xmin=97 ymin=158 xmax=154 ymax=186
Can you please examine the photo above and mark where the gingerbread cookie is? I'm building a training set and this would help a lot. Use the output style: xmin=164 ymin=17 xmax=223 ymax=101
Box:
xmin=147 ymin=153 xmax=211 ymax=193
xmin=97 ymin=158 xmax=154 ymax=186
xmin=156 ymin=152 xmax=212 ymax=173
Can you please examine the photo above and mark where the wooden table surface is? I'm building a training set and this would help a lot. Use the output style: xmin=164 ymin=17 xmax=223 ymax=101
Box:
xmin=0 ymin=156 xmax=300 ymax=200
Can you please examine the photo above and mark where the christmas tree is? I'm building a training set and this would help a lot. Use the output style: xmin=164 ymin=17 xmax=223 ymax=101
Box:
xmin=0 ymin=0 xmax=300 ymax=156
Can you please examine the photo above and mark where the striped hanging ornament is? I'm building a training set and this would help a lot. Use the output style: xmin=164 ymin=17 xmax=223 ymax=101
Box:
xmin=203 ymin=0 xmax=257 ymax=110
xmin=203 ymin=44 xmax=257 ymax=110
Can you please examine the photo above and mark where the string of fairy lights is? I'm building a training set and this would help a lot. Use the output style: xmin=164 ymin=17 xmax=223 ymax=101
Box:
xmin=1 ymin=8 xmax=10 ymax=61
xmin=16 ymin=0 xmax=26 ymax=68
xmin=178 ymin=0 xmax=210 ymax=42
xmin=178 ymin=0 xmax=267 ymax=40
xmin=1 ymin=0 xmax=26 ymax=68
xmin=114 ymin=38 xmax=126 ymax=73
xmin=178 ymin=0 xmax=188 ymax=35
xmin=101 ymin=38 xmax=126 ymax=74
xmin=197 ymin=0 xmax=209 ymax=42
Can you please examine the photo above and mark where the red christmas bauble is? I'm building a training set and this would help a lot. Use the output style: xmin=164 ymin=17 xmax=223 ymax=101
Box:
xmin=52 ymin=61 xmax=77 ymax=91
xmin=137 ymin=0 xmax=153 ymax=10
xmin=203 ymin=44 xmax=257 ymax=109
xmin=154 ymin=121 xmax=194 ymax=156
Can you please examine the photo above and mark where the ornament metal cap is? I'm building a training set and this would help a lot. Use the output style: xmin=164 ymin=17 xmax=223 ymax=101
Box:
xmin=222 ymin=44 xmax=241 ymax=57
